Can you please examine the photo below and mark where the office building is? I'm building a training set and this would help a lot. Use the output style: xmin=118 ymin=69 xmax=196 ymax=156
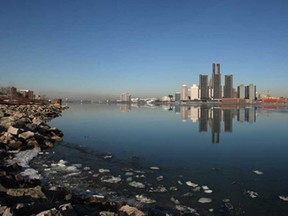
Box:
xmin=120 ymin=93 xmax=131 ymax=103
xmin=224 ymin=75 xmax=233 ymax=98
xmin=181 ymin=84 xmax=188 ymax=101
xmin=190 ymin=84 xmax=199 ymax=100
xmin=245 ymin=84 xmax=256 ymax=100
xmin=199 ymin=75 xmax=209 ymax=99
xmin=212 ymin=63 xmax=222 ymax=99
xmin=175 ymin=92 xmax=181 ymax=102
xmin=237 ymin=84 xmax=245 ymax=99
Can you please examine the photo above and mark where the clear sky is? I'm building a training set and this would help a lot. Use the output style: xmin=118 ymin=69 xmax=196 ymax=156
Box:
xmin=0 ymin=0 xmax=287 ymax=99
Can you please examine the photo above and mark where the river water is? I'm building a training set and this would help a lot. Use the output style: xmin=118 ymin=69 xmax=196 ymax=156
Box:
xmin=31 ymin=103 xmax=288 ymax=215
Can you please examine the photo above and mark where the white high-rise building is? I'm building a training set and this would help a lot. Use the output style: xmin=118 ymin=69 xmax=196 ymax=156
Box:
xmin=181 ymin=84 xmax=188 ymax=101
xmin=120 ymin=93 xmax=131 ymax=102
xmin=190 ymin=84 xmax=199 ymax=100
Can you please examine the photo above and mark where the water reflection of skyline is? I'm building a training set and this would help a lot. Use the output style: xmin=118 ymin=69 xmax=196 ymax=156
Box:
xmin=177 ymin=106 xmax=256 ymax=143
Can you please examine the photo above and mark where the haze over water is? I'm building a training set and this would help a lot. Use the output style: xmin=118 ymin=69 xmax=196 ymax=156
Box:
xmin=30 ymin=103 xmax=288 ymax=215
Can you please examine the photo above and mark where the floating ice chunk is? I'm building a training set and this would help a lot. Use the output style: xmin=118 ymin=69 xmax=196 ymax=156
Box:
xmin=72 ymin=163 xmax=82 ymax=168
xmin=84 ymin=166 xmax=91 ymax=171
xmin=99 ymin=169 xmax=110 ymax=173
xmin=279 ymin=196 xmax=288 ymax=201
xmin=156 ymin=176 xmax=163 ymax=181
xmin=66 ymin=166 xmax=78 ymax=172
xmin=51 ymin=163 xmax=57 ymax=167
xmin=150 ymin=166 xmax=160 ymax=170
xmin=192 ymin=186 xmax=201 ymax=192
xmin=126 ymin=177 xmax=133 ymax=182
xmin=182 ymin=192 xmax=193 ymax=197
xmin=186 ymin=181 xmax=198 ymax=188
xmin=246 ymin=190 xmax=259 ymax=198
xmin=59 ymin=159 xmax=67 ymax=164
xmin=20 ymin=168 xmax=42 ymax=180
xmin=136 ymin=195 xmax=156 ymax=204
xmin=92 ymin=194 xmax=105 ymax=199
xmin=202 ymin=185 xmax=209 ymax=190
xmin=134 ymin=170 xmax=145 ymax=174
xmin=65 ymin=172 xmax=81 ymax=177
xmin=169 ymin=186 xmax=178 ymax=191
xmin=39 ymin=152 xmax=44 ymax=155
xmin=135 ymin=174 xmax=145 ymax=178
xmin=42 ymin=164 xmax=49 ymax=168
xmin=93 ymin=174 xmax=99 ymax=178
xmin=204 ymin=189 xmax=213 ymax=194
xmin=223 ymin=198 xmax=230 ymax=203
xmin=45 ymin=152 xmax=49 ymax=155
xmin=125 ymin=172 xmax=134 ymax=176
xmin=176 ymin=205 xmax=196 ymax=213
xmin=57 ymin=163 xmax=66 ymax=168
xmin=101 ymin=175 xmax=121 ymax=183
xmin=253 ymin=170 xmax=264 ymax=175
xmin=178 ymin=180 xmax=183 ymax=185
xmin=8 ymin=148 xmax=40 ymax=167
xmin=149 ymin=186 xmax=167 ymax=193
xmin=129 ymin=181 xmax=145 ymax=188
xmin=44 ymin=168 xmax=51 ymax=172
xmin=103 ymin=155 xmax=113 ymax=159
xmin=209 ymin=209 xmax=214 ymax=212
xmin=198 ymin=197 xmax=212 ymax=203
xmin=170 ymin=197 xmax=180 ymax=205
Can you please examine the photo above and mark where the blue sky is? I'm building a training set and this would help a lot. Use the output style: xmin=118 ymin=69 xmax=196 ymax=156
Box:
xmin=0 ymin=0 xmax=287 ymax=99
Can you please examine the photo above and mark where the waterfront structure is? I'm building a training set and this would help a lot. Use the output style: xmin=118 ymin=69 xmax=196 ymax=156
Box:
xmin=181 ymin=84 xmax=188 ymax=101
xmin=224 ymin=75 xmax=233 ymax=98
xmin=175 ymin=92 xmax=181 ymax=102
xmin=199 ymin=75 xmax=209 ymax=99
xmin=190 ymin=84 xmax=199 ymax=100
xmin=212 ymin=63 xmax=221 ymax=99
xmin=237 ymin=84 xmax=245 ymax=99
xmin=120 ymin=93 xmax=131 ymax=103
xmin=18 ymin=89 xmax=34 ymax=99
xmin=245 ymin=84 xmax=256 ymax=100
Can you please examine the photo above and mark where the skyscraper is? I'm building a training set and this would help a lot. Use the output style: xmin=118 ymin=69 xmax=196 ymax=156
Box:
xmin=237 ymin=84 xmax=245 ymax=99
xmin=181 ymin=84 xmax=188 ymax=101
xmin=212 ymin=63 xmax=221 ymax=99
xmin=199 ymin=75 xmax=209 ymax=99
xmin=224 ymin=75 xmax=233 ymax=98
xmin=190 ymin=84 xmax=199 ymax=100
xmin=245 ymin=84 xmax=256 ymax=100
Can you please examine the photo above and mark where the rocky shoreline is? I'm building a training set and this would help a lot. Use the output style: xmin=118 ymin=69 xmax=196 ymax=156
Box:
xmin=0 ymin=104 xmax=147 ymax=216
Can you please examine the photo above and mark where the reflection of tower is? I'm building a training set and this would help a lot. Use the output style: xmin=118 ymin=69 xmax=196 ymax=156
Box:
xmin=212 ymin=108 xmax=221 ymax=143
xmin=119 ymin=104 xmax=131 ymax=112
xmin=190 ymin=107 xmax=199 ymax=123
xmin=175 ymin=106 xmax=180 ymax=114
xmin=180 ymin=106 xmax=188 ymax=122
xmin=199 ymin=108 xmax=208 ymax=132
xmin=223 ymin=109 xmax=233 ymax=132
xmin=237 ymin=109 xmax=245 ymax=123
xmin=245 ymin=108 xmax=256 ymax=123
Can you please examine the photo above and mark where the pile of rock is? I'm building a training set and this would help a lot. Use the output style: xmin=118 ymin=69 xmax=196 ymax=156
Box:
xmin=0 ymin=104 xmax=65 ymax=150
xmin=0 ymin=104 xmax=147 ymax=216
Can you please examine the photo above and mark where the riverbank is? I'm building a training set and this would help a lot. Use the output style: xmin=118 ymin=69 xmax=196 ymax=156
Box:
xmin=0 ymin=104 xmax=147 ymax=216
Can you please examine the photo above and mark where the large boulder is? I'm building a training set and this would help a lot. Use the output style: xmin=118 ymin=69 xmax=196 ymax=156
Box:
xmin=6 ymin=186 xmax=47 ymax=199
xmin=19 ymin=131 xmax=35 ymax=140
xmin=119 ymin=205 xmax=145 ymax=216
xmin=7 ymin=126 xmax=20 ymax=136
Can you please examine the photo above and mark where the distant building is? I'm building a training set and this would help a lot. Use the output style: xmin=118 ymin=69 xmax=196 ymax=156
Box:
xmin=52 ymin=99 xmax=62 ymax=106
xmin=161 ymin=96 xmax=170 ymax=102
xmin=175 ymin=92 xmax=181 ymax=102
xmin=181 ymin=84 xmax=188 ymax=101
xmin=224 ymin=75 xmax=233 ymax=98
xmin=237 ymin=84 xmax=245 ymax=99
xmin=120 ymin=93 xmax=131 ymax=103
xmin=190 ymin=84 xmax=199 ymax=100
xmin=212 ymin=63 xmax=221 ymax=99
xmin=199 ymin=75 xmax=209 ymax=99
xmin=18 ymin=89 xmax=34 ymax=100
xmin=245 ymin=84 xmax=256 ymax=100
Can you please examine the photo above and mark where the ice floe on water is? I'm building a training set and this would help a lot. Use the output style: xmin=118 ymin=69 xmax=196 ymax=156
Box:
xmin=202 ymin=185 xmax=213 ymax=194
xmin=253 ymin=170 xmax=264 ymax=175
xmin=20 ymin=168 xmax=42 ymax=180
xmin=279 ymin=196 xmax=288 ymax=201
xmin=149 ymin=166 xmax=160 ymax=170
xmin=7 ymin=148 xmax=40 ymax=167
xmin=170 ymin=197 xmax=180 ymax=205
xmin=186 ymin=181 xmax=198 ymax=188
xmin=198 ymin=197 xmax=212 ymax=203
xmin=136 ymin=195 xmax=156 ymax=204
xmin=246 ymin=190 xmax=259 ymax=198
xmin=100 ymin=175 xmax=122 ymax=183
xmin=156 ymin=176 xmax=163 ymax=181
xmin=175 ymin=205 xmax=197 ymax=214
xmin=129 ymin=181 xmax=145 ymax=188
xmin=149 ymin=185 xmax=168 ymax=193
xmin=99 ymin=168 xmax=110 ymax=173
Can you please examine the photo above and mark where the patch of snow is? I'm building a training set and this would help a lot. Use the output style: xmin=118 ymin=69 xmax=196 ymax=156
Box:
xmin=129 ymin=181 xmax=145 ymax=188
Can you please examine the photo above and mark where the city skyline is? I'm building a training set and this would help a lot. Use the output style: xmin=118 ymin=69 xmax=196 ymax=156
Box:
xmin=0 ymin=0 xmax=288 ymax=99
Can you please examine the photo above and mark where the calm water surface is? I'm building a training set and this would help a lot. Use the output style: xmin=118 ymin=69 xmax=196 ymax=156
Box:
xmin=32 ymin=104 xmax=288 ymax=215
